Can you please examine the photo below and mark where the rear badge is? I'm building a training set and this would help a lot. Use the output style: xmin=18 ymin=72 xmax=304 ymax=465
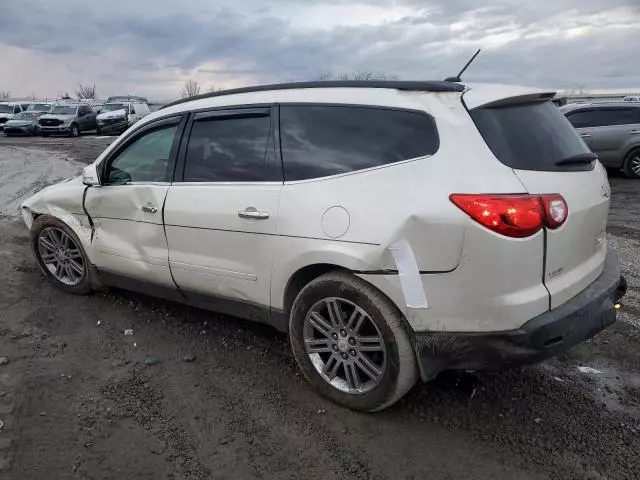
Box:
xmin=548 ymin=267 xmax=563 ymax=279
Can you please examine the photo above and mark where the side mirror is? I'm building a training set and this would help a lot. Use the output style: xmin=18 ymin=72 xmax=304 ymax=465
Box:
xmin=82 ymin=164 xmax=101 ymax=186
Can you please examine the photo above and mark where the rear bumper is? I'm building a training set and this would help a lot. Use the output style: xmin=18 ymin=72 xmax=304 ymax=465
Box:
xmin=414 ymin=248 xmax=624 ymax=381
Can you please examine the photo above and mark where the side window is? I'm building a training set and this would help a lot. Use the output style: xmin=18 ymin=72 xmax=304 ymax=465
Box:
xmin=597 ymin=108 xmax=640 ymax=126
xmin=130 ymin=105 xmax=136 ymax=114
xmin=13 ymin=105 xmax=21 ymax=114
xmin=566 ymin=109 xmax=598 ymax=128
xmin=183 ymin=113 xmax=271 ymax=182
xmin=280 ymin=105 xmax=439 ymax=181
xmin=105 ymin=124 xmax=178 ymax=184
xmin=21 ymin=104 xmax=29 ymax=111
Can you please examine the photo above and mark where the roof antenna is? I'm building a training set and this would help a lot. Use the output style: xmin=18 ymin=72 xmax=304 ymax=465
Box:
xmin=445 ymin=49 xmax=481 ymax=82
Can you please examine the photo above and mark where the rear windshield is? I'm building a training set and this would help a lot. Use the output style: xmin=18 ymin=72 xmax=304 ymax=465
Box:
xmin=470 ymin=100 xmax=593 ymax=172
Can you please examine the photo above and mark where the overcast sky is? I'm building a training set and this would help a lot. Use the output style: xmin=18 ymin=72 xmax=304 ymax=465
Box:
xmin=1 ymin=0 xmax=639 ymax=100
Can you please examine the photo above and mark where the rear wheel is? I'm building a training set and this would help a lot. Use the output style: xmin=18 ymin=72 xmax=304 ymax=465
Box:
xmin=289 ymin=271 xmax=417 ymax=412
xmin=30 ymin=216 xmax=92 ymax=295
xmin=622 ymin=148 xmax=640 ymax=179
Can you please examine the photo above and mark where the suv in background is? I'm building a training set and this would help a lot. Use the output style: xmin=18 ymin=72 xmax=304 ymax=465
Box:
xmin=96 ymin=96 xmax=151 ymax=135
xmin=20 ymin=81 xmax=625 ymax=411
xmin=0 ymin=102 xmax=25 ymax=131
xmin=37 ymin=103 xmax=97 ymax=137
xmin=623 ymin=96 xmax=640 ymax=103
xmin=561 ymin=102 xmax=640 ymax=178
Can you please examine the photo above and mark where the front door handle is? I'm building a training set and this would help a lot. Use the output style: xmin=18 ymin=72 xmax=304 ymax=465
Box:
xmin=630 ymin=130 xmax=640 ymax=135
xmin=141 ymin=204 xmax=158 ymax=214
xmin=238 ymin=207 xmax=269 ymax=220
xmin=580 ymin=133 xmax=592 ymax=138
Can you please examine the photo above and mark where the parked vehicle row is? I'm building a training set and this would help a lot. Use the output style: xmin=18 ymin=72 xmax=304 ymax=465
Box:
xmin=1 ymin=96 xmax=151 ymax=137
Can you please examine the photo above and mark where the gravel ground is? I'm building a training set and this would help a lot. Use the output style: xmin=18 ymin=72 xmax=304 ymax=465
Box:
xmin=0 ymin=136 xmax=638 ymax=480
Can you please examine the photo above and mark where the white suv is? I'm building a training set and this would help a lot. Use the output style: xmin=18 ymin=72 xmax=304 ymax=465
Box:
xmin=20 ymin=81 xmax=626 ymax=411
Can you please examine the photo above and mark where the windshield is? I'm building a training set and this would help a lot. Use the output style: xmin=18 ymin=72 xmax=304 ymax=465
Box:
xmin=101 ymin=103 xmax=129 ymax=113
xmin=13 ymin=112 xmax=37 ymax=120
xmin=0 ymin=105 xmax=13 ymax=114
xmin=50 ymin=105 xmax=77 ymax=115
xmin=26 ymin=103 xmax=51 ymax=112
xmin=470 ymin=100 xmax=593 ymax=172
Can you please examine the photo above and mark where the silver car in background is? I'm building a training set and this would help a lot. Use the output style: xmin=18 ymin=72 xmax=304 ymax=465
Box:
xmin=560 ymin=102 xmax=640 ymax=178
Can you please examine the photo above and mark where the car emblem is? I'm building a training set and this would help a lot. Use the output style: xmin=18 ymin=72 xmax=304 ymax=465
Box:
xmin=601 ymin=184 xmax=610 ymax=198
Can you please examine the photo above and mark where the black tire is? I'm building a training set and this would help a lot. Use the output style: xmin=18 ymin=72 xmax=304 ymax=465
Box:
xmin=30 ymin=216 xmax=93 ymax=295
xmin=96 ymin=126 xmax=102 ymax=136
xmin=41 ymin=132 xmax=49 ymax=137
xmin=289 ymin=271 xmax=418 ymax=412
xmin=69 ymin=124 xmax=80 ymax=137
xmin=622 ymin=147 xmax=640 ymax=178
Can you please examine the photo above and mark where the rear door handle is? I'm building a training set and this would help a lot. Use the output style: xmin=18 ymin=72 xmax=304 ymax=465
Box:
xmin=580 ymin=133 xmax=592 ymax=138
xmin=141 ymin=204 xmax=158 ymax=214
xmin=630 ymin=130 xmax=640 ymax=135
xmin=238 ymin=207 xmax=269 ymax=220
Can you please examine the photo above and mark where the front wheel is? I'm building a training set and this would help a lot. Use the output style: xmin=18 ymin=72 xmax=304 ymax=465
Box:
xmin=69 ymin=124 xmax=80 ymax=137
xmin=30 ymin=216 xmax=93 ymax=295
xmin=289 ymin=271 xmax=418 ymax=412
xmin=623 ymin=147 xmax=640 ymax=178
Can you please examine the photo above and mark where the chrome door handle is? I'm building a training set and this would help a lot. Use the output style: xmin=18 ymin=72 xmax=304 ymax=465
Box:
xmin=141 ymin=204 xmax=158 ymax=214
xmin=580 ymin=133 xmax=592 ymax=138
xmin=630 ymin=130 xmax=640 ymax=135
xmin=238 ymin=207 xmax=269 ymax=220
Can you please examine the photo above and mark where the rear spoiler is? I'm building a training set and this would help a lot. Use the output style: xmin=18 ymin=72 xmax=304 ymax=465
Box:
xmin=472 ymin=92 xmax=557 ymax=109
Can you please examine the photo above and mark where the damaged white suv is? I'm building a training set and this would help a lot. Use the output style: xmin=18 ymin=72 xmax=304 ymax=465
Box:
xmin=21 ymin=81 xmax=626 ymax=411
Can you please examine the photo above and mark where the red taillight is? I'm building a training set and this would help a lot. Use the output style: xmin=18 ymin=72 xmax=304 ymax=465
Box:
xmin=450 ymin=194 xmax=568 ymax=238
xmin=540 ymin=194 xmax=568 ymax=229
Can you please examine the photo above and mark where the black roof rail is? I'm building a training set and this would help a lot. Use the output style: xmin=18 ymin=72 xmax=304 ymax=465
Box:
xmin=161 ymin=80 xmax=465 ymax=110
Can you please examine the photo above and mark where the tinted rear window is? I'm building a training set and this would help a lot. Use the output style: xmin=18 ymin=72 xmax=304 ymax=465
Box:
xmin=470 ymin=101 xmax=592 ymax=172
xmin=183 ymin=114 xmax=271 ymax=182
xmin=567 ymin=107 xmax=640 ymax=127
xmin=280 ymin=105 xmax=438 ymax=181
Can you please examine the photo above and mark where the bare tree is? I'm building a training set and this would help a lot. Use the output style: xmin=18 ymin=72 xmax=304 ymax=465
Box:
xmin=312 ymin=71 xmax=399 ymax=81
xmin=180 ymin=80 xmax=201 ymax=99
xmin=0 ymin=91 xmax=10 ymax=99
xmin=76 ymin=84 xmax=97 ymax=99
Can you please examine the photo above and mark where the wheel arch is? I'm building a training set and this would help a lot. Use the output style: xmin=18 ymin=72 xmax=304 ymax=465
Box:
xmin=282 ymin=263 xmax=349 ymax=319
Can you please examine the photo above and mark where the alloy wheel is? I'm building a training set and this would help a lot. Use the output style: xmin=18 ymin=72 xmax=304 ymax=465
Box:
xmin=37 ymin=227 xmax=85 ymax=285
xmin=631 ymin=154 xmax=640 ymax=176
xmin=303 ymin=297 xmax=386 ymax=394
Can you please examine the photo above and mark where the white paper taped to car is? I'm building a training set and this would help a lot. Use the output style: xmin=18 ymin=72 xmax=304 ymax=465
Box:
xmin=389 ymin=239 xmax=428 ymax=308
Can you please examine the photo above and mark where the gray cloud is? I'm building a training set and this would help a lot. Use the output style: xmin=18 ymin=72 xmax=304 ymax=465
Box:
xmin=0 ymin=0 xmax=639 ymax=98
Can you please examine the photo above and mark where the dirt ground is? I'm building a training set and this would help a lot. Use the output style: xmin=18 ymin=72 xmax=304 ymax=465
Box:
xmin=0 ymin=135 xmax=639 ymax=480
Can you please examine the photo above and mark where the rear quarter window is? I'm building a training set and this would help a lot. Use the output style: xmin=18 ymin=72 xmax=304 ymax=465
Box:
xmin=470 ymin=101 xmax=593 ymax=172
xmin=280 ymin=105 xmax=439 ymax=181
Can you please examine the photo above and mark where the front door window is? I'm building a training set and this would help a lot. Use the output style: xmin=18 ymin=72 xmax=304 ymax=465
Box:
xmin=105 ymin=125 xmax=178 ymax=184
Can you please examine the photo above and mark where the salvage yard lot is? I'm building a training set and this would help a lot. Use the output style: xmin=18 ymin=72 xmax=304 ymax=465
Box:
xmin=0 ymin=136 xmax=639 ymax=480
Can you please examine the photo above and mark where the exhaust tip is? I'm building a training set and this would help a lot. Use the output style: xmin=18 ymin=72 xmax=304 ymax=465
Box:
xmin=615 ymin=276 xmax=627 ymax=302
